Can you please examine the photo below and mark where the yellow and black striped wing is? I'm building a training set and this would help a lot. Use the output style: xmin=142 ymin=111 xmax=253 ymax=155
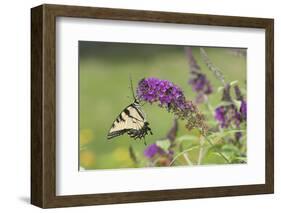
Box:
xmin=107 ymin=103 xmax=152 ymax=140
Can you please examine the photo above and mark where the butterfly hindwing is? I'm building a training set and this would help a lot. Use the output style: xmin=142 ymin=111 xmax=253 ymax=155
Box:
xmin=107 ymin=102 xmax=152 ymax=140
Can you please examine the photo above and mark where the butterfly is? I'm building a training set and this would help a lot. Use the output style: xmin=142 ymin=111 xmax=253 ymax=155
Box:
xmin=107 ymin=79 xmax=152 ymax=144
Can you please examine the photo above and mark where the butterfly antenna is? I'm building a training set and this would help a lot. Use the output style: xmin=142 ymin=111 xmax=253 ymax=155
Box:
xmin=129 ymin=74 xmax=137 ymax=102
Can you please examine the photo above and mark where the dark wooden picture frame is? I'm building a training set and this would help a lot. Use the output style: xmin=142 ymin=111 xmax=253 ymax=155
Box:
xmin=31 ymin=4 xmax=274 ymax=208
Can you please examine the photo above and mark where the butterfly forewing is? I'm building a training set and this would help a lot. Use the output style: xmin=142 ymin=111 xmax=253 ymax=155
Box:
xmin=107 ymin=102 xmax=152 ymax=140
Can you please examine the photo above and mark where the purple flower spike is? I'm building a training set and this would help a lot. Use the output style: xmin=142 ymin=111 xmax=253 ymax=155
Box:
xmin=137 ymin=77 xmax=208 ymax=134
xmin=214 ymin=84 xmax=247 ymax=130
xmin=144 ymin=144 xmax=160 ymax=158
xmin=240 ymin=100 xmax=247 ymax=120
xmin=189 ymin=73 xmax=213 ymax=95
xmin=186 ymin=47 xmax=213 ymax=103
xmin=214 ymin=104 xmax=242 ymax=128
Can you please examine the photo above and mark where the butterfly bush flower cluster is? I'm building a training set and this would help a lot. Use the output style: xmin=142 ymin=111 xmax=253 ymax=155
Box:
xmin=137 ymin=77 xmax=207 ymax=134
xmin=199 ymin=48 xmax=246 ymax=144
xmin=137 ymin=77 xmax=186 ymax=109
xmin=215 ymin=105 xmax=242 ymax=128
xmin=214 ymin=84 xmax=247 ymax=141
xmin=186 ymin=47 xmax=213 ymax=103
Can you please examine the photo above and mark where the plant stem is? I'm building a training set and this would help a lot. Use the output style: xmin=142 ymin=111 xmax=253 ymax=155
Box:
xmin=203 ymin=135 xmax=230 ymax=163
xmin=169 ymin=145 xmax=199 ymax=166
xmin=203 ymin=94 xmax=214 ymax=114
xmin=197 ymin=136 xmax=205 ymax=165
xmin=183 ymin=153 xmax=193 ymax=166
xmin=200 ymin=48 xmax=226 ymax=86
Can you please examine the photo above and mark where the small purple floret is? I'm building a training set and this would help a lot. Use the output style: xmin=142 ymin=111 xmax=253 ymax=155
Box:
xmin=215 ymin=107 xmax=225 ymax=122
xmin=240 ymin=100 xmax=247 ymax=120
xmin=144 ymin=144 xmax=160 ymax=158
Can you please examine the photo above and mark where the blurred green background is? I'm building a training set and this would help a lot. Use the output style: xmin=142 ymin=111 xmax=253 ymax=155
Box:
xmin=79 ymin=41 xmax=246 ymax=170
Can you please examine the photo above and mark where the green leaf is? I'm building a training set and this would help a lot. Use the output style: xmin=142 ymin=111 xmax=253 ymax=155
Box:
xmin=230 ymin=80 xmax=238 ymax=86
xmin=217 ymin=86 xmax=224 ymax=93
xmin=216 ymin=101 xmax=233 ymax=107
xmin=233 ymin=156 xmax=247 ymax=163
xmin=221 ymin=144 xmax=240 ymax=154
xmin=233 ymin=99 xmax=242 ymax=110
xmin=156 ymin=139 xmax=171 ymax=152
xmin=169 ymin=145 xmax=200 ymax=166
xmin=208 ymin=129 xmax=246 ymax=139
xmin=175 ymin=135 xmax=199 ymax=142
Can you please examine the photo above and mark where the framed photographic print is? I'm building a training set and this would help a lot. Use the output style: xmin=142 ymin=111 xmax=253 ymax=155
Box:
xmin=31 ymin=4 xmax=274 ymax=208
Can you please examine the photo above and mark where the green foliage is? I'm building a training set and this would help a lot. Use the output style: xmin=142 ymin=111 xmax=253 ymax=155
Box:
xmin=156 ymin=139 xmax=171 ymax=152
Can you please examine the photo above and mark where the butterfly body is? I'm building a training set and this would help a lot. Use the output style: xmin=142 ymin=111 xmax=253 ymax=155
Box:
xmin=107 ymin=100 xmax=153 ymax=142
